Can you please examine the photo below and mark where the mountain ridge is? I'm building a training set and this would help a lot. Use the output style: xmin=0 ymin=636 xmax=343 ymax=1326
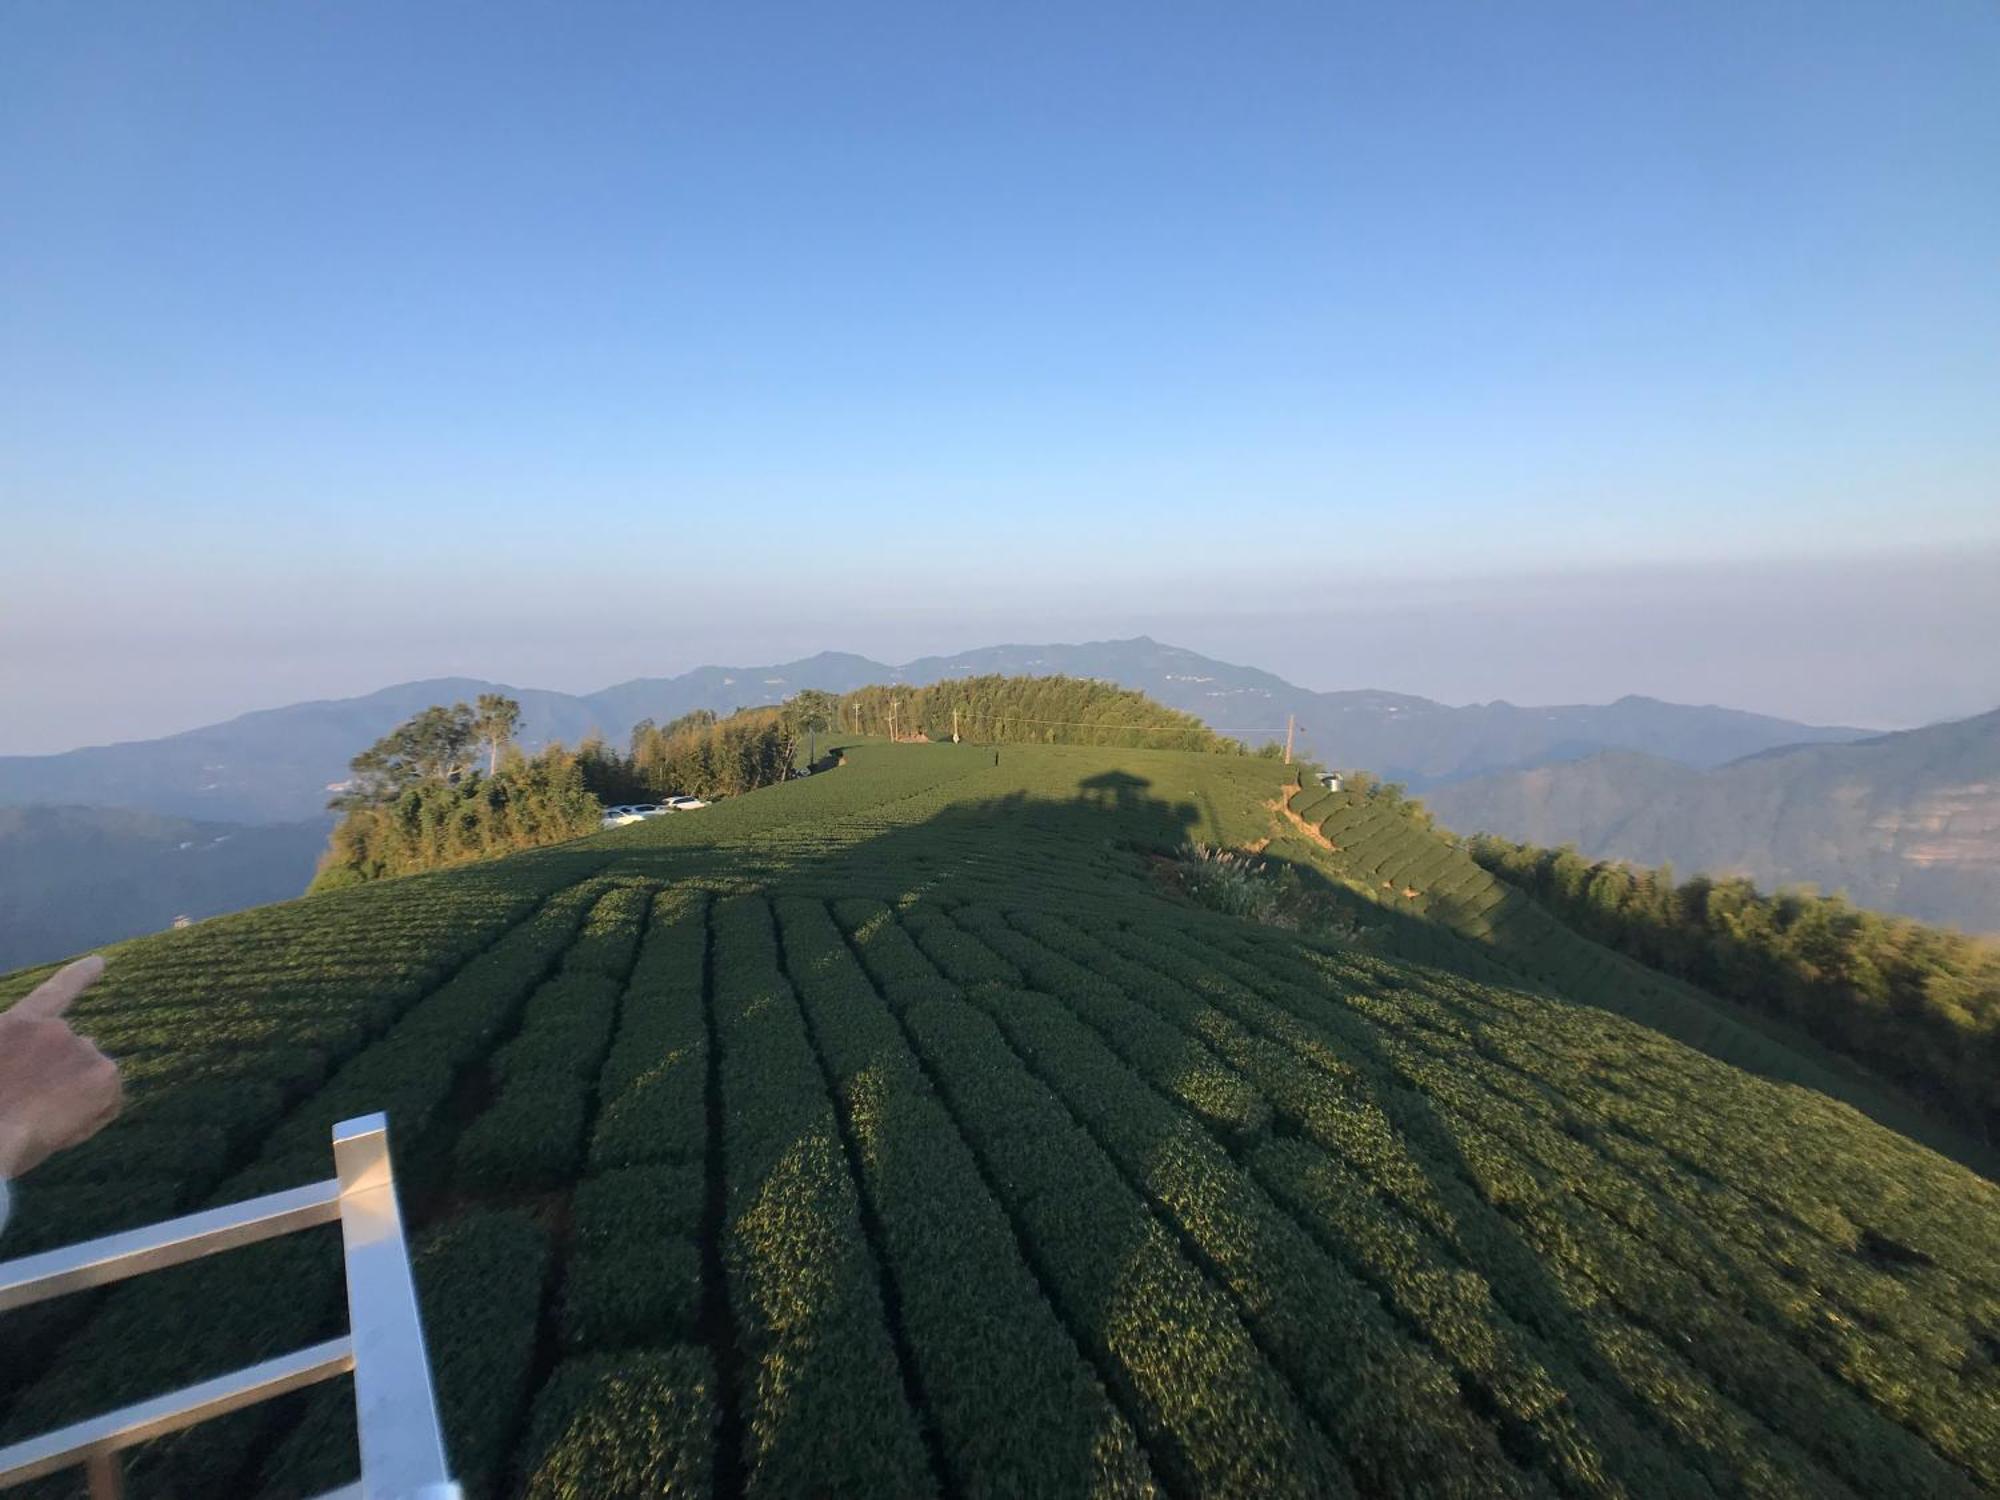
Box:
xmin=0 ymin=638 xmax=1869 ymax=826
xmin=1427 ymin=706 xmax=2000 ymax=931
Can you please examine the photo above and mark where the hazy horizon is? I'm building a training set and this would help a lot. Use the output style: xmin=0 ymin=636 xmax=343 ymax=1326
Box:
xmin=6 ymin=544 xmax=1997 ymax=756
xmin=5 ymin=5 xmax=1997 ymax=755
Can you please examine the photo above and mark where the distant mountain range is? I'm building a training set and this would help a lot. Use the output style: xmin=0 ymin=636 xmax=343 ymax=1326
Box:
xmin=0 ymin=637 xmax=1865 ymax=824
xmin=3 ymin=636 xmax=1932 ymax=964
xmin=0 ymin=806 xmax=330 ymax=971
xmin=896 ymin=638 xmax=1868 ymax=786
xmin=1426 ymin=708 xmax=2000 ymax=933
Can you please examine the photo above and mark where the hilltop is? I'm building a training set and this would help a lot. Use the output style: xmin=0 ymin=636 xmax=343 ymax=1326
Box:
xmin=1429 ymin=707 xmax=2000 ymax=932
xmin=3 ymin=739 xmax=1996 ymax=1498
xmin=0 ymin=646 xmax=1875 ymax=964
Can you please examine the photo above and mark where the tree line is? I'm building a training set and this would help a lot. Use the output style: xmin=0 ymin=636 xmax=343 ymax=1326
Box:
xmin=312 ymin=677 xmax=1264 ymax=890
xmin=1467 ymin=834 xmax=2000 ymax=1142
xmin=312 ymin=696 xmax=809 ymax=889
xmin=310 ymin=695 xmax=599 ymax=891
xmin=833 ymin=675 xmax=1266 ymax=754
xmin=579 ymin=706 xmax=804 ymax=805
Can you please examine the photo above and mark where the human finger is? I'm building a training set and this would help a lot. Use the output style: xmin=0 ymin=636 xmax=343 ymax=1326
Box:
xmin=79 ymin=1080 xmax=124 ymax=1138
xmin=13 ymin=955 xmax=107 ymax=1020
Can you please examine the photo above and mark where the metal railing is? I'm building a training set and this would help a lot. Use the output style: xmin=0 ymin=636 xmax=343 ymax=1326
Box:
xmin=0 ymin=1113 xmax=458 ymax=1500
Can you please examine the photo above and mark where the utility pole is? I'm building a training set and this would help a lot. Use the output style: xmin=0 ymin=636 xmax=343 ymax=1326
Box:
xmin=888 ymin=699 xmax=898 ymax=742
xmin=1283 ymin=714 xmax=1295 ymax=765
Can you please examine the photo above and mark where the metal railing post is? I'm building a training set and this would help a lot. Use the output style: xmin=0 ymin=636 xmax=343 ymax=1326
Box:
xmin=332 ymin=1114 xmax=458 ymax=1500
xmin=0 ymin=1113 xmax=458 ymax=1499
xmin=83 ymin=1451 xmax=122 ymax=1500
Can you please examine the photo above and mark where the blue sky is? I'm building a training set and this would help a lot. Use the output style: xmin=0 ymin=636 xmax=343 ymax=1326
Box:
xmin=3 ymin=2 xmax=1997 ymax=751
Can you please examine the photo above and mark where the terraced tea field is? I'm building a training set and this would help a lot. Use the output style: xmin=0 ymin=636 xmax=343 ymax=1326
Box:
xmin=1266 ymin=782 xmax=1991 ymax=1170
xmin=4 ymin=742 xmax=1998 ymax=1497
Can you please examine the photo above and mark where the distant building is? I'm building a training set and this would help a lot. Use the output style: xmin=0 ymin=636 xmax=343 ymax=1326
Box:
xmin=1316 ymin=772 xmax=1344 ymax=792
xmin=171 ymin=915 xmax=193 ymax=929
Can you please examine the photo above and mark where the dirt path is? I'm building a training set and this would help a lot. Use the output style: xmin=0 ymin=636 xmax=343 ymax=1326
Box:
xmin=1267 ymin=783 xmax=1337 ymax=853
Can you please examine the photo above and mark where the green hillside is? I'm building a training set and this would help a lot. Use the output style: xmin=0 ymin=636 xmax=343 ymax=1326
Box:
xmin=1263 ymin=779 xmax=1994 ymax=1174
xmin=4 ymin=742 xmax=1999 ymax=1498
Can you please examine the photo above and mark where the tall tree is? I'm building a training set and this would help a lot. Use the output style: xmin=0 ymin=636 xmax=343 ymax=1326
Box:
xmin=784 ymin=689 xmax=839 ymax=768
xmin=473 ymin=693 xmax=524 ymax=775
xmin=312 ymin=743 xmax=597 ymax=890
xmin=338 ymin=702 xmax=478 ymax=807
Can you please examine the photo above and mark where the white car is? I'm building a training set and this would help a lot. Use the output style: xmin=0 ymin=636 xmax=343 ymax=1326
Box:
xmin=665 ymin=796 xmax=707 ymax=812
xmin=598 ymin=804 xmax=649 ymax=828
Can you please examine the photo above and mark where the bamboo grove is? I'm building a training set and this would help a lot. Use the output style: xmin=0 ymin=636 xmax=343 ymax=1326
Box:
xmin=833 ymin=674 xmax=1256 ymax=753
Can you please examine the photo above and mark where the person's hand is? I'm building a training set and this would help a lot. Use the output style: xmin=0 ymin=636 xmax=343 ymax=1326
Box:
xmin=0 ymin=956 xmax=123 ymax=1179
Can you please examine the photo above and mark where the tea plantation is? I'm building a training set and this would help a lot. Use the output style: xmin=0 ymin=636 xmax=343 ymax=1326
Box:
xmin=1265 ymin=782 xmax=1993 ymax=1172
xmin=3 ymin=742 xmax=1998 ymax=1498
